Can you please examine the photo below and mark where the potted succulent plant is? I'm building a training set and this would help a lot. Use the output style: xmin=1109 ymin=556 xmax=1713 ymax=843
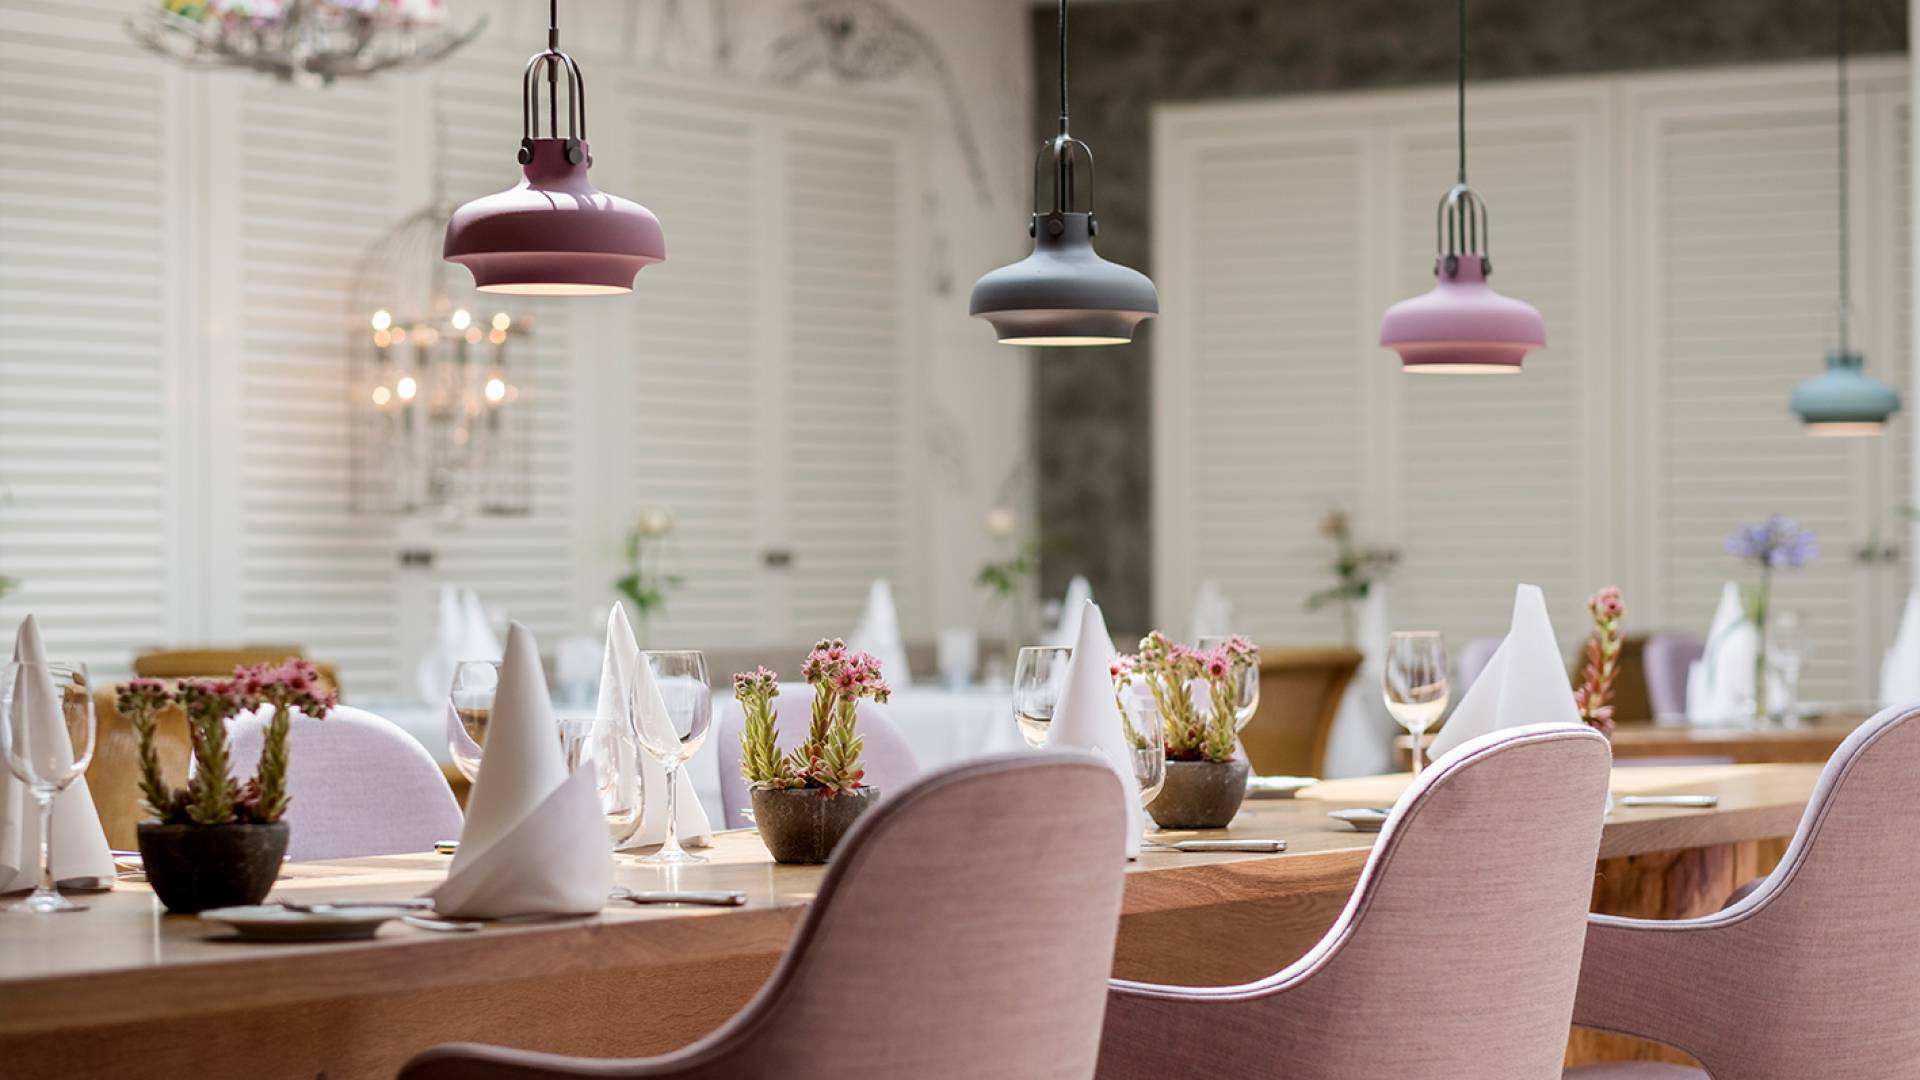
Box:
xmin=736 ymin=640 xmax=891 ymax=863
xmin=1124 ymin=632 xmax=1257 ymax=829
xmin=123 ymin=660 xmax=337 ymax=913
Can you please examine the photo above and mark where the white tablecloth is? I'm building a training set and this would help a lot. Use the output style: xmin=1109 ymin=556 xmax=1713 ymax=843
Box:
xmin=362 ymin=683 xmax=1022 ymax=830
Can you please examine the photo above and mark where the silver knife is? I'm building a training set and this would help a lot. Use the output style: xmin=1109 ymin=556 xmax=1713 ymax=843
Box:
xmin=1619 ymin=794 xmax=1719 ymax=808
xmin=618 ymin=889 xmax=749 ymax=907
xmin=1145 ymin=839 xmax=1287 ymax=853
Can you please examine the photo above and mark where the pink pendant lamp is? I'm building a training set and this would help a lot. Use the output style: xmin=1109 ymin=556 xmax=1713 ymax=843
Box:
xmin=443 ymin=1 xmax=663 ymax=296
xmin=1379 ymin=0 xmax=1544 ymax=373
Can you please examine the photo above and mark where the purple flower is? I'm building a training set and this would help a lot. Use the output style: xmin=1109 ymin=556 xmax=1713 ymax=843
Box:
xmin=1724 ymin=515 xmax=1817 ymax=570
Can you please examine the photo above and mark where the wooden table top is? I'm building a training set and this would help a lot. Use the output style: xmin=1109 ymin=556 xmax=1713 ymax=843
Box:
xmin=0 ymin=763 xmax=1821 ymax=1041
xmin=1400 ymin=715 xmax=1863 ymax=765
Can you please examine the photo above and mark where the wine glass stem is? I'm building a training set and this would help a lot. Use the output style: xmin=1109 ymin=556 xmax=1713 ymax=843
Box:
xmin=660 ymin=762 xmax=682 ymax=856
xmin=33 ymin=789 xmax=56 ymax=899
xmin=1410 ymin=725 xmax=1428 ymax=777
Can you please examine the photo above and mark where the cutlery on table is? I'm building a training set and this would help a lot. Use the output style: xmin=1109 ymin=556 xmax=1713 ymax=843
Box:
xmin=402 ymin=914 xmax=482 ymax=933
xmin=274 ymin=897 xmax=433 ymax=913
xmin=1618 ymin=794 xmax=1719 ymax=809
xmin=402 ymin=911 xmax=589 ymax=932
xmin=614 ymin=888 xmax=749 ymax=907
xmin=1143 ymin=839 xmax=1288 ymax=853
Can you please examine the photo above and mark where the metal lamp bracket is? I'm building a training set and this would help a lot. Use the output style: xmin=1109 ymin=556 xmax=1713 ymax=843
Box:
xmin=1435 ymin=182 xmax=1492 ymax=277
xmin=517 ymin=43 xmax=588 ymax=166
xmin=1029 ymin=133 xmax=1098 ymax=238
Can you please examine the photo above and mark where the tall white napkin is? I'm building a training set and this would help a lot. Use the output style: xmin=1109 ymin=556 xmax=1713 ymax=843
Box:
xmin=415 ymin=586 xmax=504 ymax=706
xmin=460 ymin=589 xmax=503 ymax=661
xmin=1685 ymin=581 xmax=1762 ymax=726
xmin=435 ymin=622 xmax=611 ymax=918
xmin=1049 ymin=576 xmax=1094 ymax=646
xmin=596 ymin=605 xmax=710 ymax=850
xmin=1188 ymin=579 xmax=1234 ymax=641
xmin=1048 ymin=600 xmax=1142 ymax=857
xmin=1428 ymin=585 xmax=1581 ymax=759
xmin=1321 ymin=585 xmax=1399 ymax=778
xmin=0 ymin=616 xmax=115 ymax=891
xmin=1880 ymin=589 xmax=1920 ymax=708
xmin=848 ymin=579 xmax=913 ymax=689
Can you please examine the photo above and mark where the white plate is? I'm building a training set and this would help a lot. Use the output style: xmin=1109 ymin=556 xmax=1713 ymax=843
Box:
xmin=1327 ymin=808 xmax=1392 ymax=833
xmin=199 ymin=904 xmax=415 ymax=942
xmin=1247 ymin=775 xmax=1318 ymax=800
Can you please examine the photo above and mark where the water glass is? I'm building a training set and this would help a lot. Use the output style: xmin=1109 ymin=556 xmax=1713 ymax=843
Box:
xmin=558 ymin=713 xmax=644 ymax=848
xmin=635 ymin=650 xmax=710 ymax=865
xmin=447 ymin=660 xmax=499 ymax=783
xmin=1123 ymin=696 xmax=1166 ymax=811
xmin=0 ymin=661 xmax=98 ymax=913
xmin=1013 ymin=645 xmax=1073 ymax=749
xmin=1384 ymin=632 xmax=1449 ymax=776
xmin=1197 ymin=634 xmax=1261 ymax=730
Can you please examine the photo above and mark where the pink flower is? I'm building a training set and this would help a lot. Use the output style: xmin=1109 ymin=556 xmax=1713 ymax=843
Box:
xmin=1204 ymin=652 xmax=1230 ymax=680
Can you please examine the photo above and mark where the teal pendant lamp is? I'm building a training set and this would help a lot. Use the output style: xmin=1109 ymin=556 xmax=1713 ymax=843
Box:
xmin=1791 ymin=0 xmax=1899 ymax=435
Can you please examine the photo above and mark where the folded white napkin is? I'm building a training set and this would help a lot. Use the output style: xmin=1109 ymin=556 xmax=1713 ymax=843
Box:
xmin=1428 ymin=585 xmax=1581 ymax=759
xmin=461 ymin=589 xmax=503 ymax=661
xmin=435 ymin=622 xmax=611 ymax=918
xmin=415 ymin=586 xmax=505 ymax=707
xmin=1321 ymin=584 xmax=1399 ymax=778
xmin=0 ymin=616 xmax=115 ymax=891
xmin=1187 ymin=579 xmax=1234 ymax=641
xmin=1049 ymin=576 xmax=1094 ymax=646
xmin=1685 ymin=581 xmax=1773 ymax=726
xmin=1881 ymin=589 xmax=1920 ymax=708
xmin=848 ymin=579 xmax=913 ymax=688
xmin=597 ymin=605 xmax=710 ymax=850
xmin=1048 ymin=600 xmax=1142 ymax=857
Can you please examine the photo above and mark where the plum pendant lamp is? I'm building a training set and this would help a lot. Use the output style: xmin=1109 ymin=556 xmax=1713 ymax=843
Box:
xmin=442 ymin=0 xmax=663 ymax=296
xmin=1379 ymin=0 xmax=1544 ymax=373
xmin=968 ymin=0 xmax=1156 ymax=346
xmin=1791 ymin=0 xmax=1899 ymax=435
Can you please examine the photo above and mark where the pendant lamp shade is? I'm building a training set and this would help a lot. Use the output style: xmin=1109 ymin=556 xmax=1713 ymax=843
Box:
xmin=1790 ymin=351 xmax=1900 ymax=435
xmin=1380 ymin=251 xmax=1544 ymax=374
xmin=443 ymin=2 xmax=663 ymax=296
xmin=970 ymin=0 xmax=1156 ymax=346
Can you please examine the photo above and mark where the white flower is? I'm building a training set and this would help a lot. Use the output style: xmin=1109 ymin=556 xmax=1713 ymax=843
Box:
xmin=984 ymin=506 xmax=1016 ymax=539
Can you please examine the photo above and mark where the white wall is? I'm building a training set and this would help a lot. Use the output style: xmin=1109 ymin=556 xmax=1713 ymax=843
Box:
xmin=0 ymin=0 xmax=1036 ymax=693
xmin=1154 ymin=60 xmax=1911 ymax=705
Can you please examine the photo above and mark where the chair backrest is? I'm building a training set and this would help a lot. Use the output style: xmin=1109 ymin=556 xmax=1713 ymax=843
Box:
xmin=1452 ymin=635 xmax=1502 ymax=698
xmin=402 ymin=752 xmax=1130 ymax=1080
xmin=227 ymin=704 xmax=463 ymax=861
xmin=714 ymin=692 xmax=919 ymax=825
xmin=1240 ymin=646 xmax=1362 ymax=776
xmin=1623 ymin=703 xmax=1920 ymax=1077
xmin=1101 ymin=723 xmax=1611 ymax=1080
xmin=1641 ymin=632 xmax=1704 ymax=721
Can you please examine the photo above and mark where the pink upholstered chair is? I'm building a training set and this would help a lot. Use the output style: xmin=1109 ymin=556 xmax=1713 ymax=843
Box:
xmin=1453 ymin=634 xmax=1503 ymax=698
xmin=714 ymin=693 xmax=919 ymax=826
xmin=1097 ymin=722 xmax=1612 ymax=1080
xmin=399 ymin=752 xmax=1130 ymax=1080
xmin=227 ymin=704 xmax=464 ymax=861
xmin=1563 ymin=701 xmax=1920 ymax=1080
xmin=1641 ymin=632 xmax=1704 ymax=722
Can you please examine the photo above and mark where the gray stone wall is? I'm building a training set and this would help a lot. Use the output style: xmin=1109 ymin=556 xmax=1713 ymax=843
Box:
xmin=1029 ymin=0 xmax=1905 ymax=637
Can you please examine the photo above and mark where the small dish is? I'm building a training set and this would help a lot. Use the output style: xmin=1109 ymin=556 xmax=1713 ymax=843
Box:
xmin=1327 ymin=807 xmax=1392 ymax=833
xmin=199 ymin=904 xmax=417 ymax=942
xmin=1247 ymin=775 xmax=1318 ymax=800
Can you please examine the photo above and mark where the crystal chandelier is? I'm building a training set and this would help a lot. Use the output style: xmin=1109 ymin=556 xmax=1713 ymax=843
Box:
xmin=350 ymin=204 xmax=532 ymax=519
xmin=126 ymin=0 xmax=483 ymax=88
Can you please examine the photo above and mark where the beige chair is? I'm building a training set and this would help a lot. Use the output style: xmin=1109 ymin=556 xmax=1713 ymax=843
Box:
xmin=401 ymin=752 xmax=1130 ymax=1080
xmin=1239 ymin=646 xmax=1363 ymax=776
xmin=134 ymin=647 xmax=341 ymax=695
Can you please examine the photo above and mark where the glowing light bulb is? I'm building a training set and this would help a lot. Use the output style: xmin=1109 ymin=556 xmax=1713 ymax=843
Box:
xmin=371 ymin=309 xmax=392 ymax=331
xmin=491 ymin=312 xmax=511 ymax=332
xmin=373 ymin=329 xmax=392 ymax=348
xmin=488 ymin=328 xmax=506 ymax=345
xmin=484 ymin=377 xmax=508 ymax=403
xmin=396 ymin=375 xmax=418 ymax=402
xmin=392 ymin=327 xmax=408 ymax=344
xmin=371 ymin=385 xmax=393 ymax=406
xmin=451 ymin=309 xmax=471 ymax=330
xmin=466 ymin=328 xmax=483 ymax=344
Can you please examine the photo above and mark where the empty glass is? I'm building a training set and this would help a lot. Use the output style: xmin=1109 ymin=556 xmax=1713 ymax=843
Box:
xmin=0 ymin=661 xmax=98 ymax=913
xmin=558 ymin=713 xmax=644 ymax=848
xmin=1197 ymin=634 xmax=1261 ymax=730
xmin=1013 ymin=645 xmax=1073 ymax=749
xmin=1384 ymin=632 xmax=1449 ymax=776
xmin=447 ymin=660 xmax=499 ymax=783
xmin=634 ymin=650 xmax=710 ymax=865
xmin=1123 ymin=696 xmax=1166 ymax=812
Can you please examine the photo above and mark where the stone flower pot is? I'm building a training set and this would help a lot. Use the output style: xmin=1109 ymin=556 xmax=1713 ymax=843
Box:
xmin=1147 ymin=759 xmax=1250 ymax=829
xmin=751 ymin=787 xmax=877 ymax=864
xmin=137 ymin=821 xmax=289 ymax=914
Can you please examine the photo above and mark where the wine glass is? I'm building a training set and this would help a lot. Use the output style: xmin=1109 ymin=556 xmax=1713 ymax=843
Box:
xmin=634 ymin=650 xmax=710 ymax=865
xmin=1197 ymin=635 xmax=1261 ymax=730
xmin=1013 ymin=645 xmax=1072 ymax=749
xmin=1384 ymin=632 xmax=1450 ymax=776
xmin=447 ymin=660 xmax=499 ymax=783
xmin=0 ymin=661 xmax=98 ymax=913
xmin=557 ymin=714 xmax=644 ymax=848
xmin=1123 ymin=696 xmax=1166 ymax=813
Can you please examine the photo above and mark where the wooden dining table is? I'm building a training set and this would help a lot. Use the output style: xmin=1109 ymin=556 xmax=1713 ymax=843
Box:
xmin=0 ymin=763 xmax=1820 ymax=1079
xmin=1397 ymin=713 xmax=1864 ymax=769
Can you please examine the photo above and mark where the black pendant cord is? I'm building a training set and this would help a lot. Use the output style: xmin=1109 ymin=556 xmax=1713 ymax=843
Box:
xmin=548 ymin=0 xmax=561 ymax=144
xmin=1456 ymin=0 xmax=1467 ymax=185
xmin=1837 ymin=0 xmax=1851 ymax=353
xmin=1058 ymin=0 xmax=1069 ymax=135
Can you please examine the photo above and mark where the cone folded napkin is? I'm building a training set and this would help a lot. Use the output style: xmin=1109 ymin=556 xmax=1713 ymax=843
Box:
xmin=1047 ymin=600 xmax=1143 ymax=857
xmin=0 ymin=616 xmax=115 ymax=892
xmin=434 ymin=622 xmax=611 ymax=919
xmin=597 ymin=605 xmax=710 ymax=850
xmin=1685 ymin=581 xmax=1766 ymax=726
xmin=848 ymin=580 xmax=913 ymax=689
xmin=1049 ymin=576 xmax=1094 ymax=646
xmin=1427 ymin=585 xmax=1581 ymax=759
xmin=1880 ymin=589 xmax=1920 ymax=709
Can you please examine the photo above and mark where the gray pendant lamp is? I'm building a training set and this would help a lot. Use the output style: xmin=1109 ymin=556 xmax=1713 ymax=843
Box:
xmin=1791 ymin=0 xmax=1900 ymax=435
xmin=969 ymin=0 xmax=1157 ymax=346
